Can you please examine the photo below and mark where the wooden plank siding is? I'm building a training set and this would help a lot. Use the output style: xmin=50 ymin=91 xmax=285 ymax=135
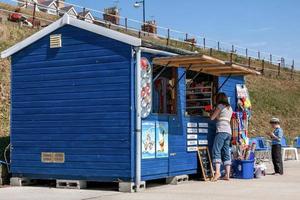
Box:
xmin=218 ymin=76 xmax=244 ymax=110
xmin=10 ymin=25 xmax=134 ymax=181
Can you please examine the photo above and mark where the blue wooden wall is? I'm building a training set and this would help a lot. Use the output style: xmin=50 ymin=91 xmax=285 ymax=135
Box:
xmin=10 ymin=25 xmax=134 ymax=181
xmin=218 ymin=76 xmax=245 ymax=110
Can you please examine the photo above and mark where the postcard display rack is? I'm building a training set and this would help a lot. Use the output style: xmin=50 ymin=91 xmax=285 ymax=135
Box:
xmin=186 ymin=122 xmax=209 ymax=152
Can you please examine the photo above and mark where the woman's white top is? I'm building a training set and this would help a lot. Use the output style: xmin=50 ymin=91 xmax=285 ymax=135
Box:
xmin=216 ymin=104 xmax=233 ymax=134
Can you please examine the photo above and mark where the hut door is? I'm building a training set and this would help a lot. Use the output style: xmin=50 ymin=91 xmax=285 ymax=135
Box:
xmin=168 ymin=115 xmax=185 ymax=174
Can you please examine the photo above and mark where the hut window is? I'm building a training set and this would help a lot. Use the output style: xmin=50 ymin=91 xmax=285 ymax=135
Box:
xmin=152 ymin=66 xmax=177 ymax=115
xmin=50 ymin=34 xmax=62 ymax=48
xmin=186 ymin=71 xmax=216 ymax=117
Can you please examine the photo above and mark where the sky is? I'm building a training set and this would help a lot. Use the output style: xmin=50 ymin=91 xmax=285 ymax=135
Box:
xmin=68 ymin=0 xmax=300 ymax=68
xmin=3 ymin=0 xmax=300 ymax=68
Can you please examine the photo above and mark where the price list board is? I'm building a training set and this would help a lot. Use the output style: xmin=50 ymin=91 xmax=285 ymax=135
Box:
xmin=186 ymin=122 xmax=209 ymax=152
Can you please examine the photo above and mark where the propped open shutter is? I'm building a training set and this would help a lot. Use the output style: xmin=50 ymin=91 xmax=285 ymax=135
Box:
xmin=152 ymin=54 xmax=260 ymax=76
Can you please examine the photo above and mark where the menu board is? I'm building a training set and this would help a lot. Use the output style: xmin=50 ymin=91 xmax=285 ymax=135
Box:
xmin=197 ymin=147 xmax=214 ymax=181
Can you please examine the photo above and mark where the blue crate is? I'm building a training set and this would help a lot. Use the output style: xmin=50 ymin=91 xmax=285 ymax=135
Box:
xmin=232 ymin=160 xmax=254 ymax=179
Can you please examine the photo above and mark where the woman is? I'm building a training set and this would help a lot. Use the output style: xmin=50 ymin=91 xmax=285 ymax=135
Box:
xmin=210 ymin=93 xmax=233 ymax=181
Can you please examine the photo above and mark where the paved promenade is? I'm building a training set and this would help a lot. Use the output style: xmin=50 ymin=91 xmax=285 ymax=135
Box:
xmin=0 ymin=161 xmax=299 ymax=200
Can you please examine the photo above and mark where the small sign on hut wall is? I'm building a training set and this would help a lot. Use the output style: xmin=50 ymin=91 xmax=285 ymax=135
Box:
xmin=141 ymin=121 xmax=156 ymax=159
xmin=41 ymin=152 xmax=65 ymax=163
xmin=156 ymin=121 xmax=169 ymax=158
xmin=187 ymin=122 xmax=198 ymax=128
xmin=198 ymin=123 xmax=208 ymax=128
xmin=187 ymin=134 xmax=197 ymax=139
xmin=198 ymin=128 xmax=208 ymax=134
xmin=187 ymin=128 xmax=198 ymax=133
xmin=187 ymin=146 xmax=198 ymax=152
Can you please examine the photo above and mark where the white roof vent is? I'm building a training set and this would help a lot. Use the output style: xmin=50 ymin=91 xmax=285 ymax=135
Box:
xmin=50 ymin=34 xmax=62 ymax=48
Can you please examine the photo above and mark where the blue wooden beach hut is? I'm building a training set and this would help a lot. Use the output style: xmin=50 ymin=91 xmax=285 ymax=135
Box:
xmin=1 ymin=15 xmax=259 ymax=191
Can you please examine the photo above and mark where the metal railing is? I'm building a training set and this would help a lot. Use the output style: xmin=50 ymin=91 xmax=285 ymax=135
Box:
xmin=2 ymin=0 xmax=300 ymax=79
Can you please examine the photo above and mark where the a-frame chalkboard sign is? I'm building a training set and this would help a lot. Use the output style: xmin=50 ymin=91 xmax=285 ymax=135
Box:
xmin=197 ymin=146 xmax=214 ymax=181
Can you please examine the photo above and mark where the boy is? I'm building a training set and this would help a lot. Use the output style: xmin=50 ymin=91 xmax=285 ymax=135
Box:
xmin=267 ymin=117 xmax=284 ymax=175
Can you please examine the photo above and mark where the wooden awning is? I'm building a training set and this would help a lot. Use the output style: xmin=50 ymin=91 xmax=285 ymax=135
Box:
xmin=152 ymin=54 xmax=260 ymax=76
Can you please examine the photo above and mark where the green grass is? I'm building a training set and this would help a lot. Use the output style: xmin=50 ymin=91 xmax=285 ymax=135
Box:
xmin=247 ymin=75 xmax=300 ymax=139
xmin=0 ymin=20 xmax=38 ymax=137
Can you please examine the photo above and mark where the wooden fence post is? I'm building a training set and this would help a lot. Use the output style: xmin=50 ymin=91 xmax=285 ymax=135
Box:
xmin=56 ymin=0 xmax=59 ymax=16
xmin=125 ymin=18 xmax=128 ymax=31
xmin=231 ymin=45 xmax=234 ymax=53
xmin=230 ymin=53 xmax=233 ymax=63
xmin=32 ymin=3 xmax=36 ymax=28
xmin=270 ymin=54 xmax=272 ymax=64
xmin=248 ymin=57 xmax=251 ymax=68
xmin=246 ymin=48 xmax=248 ymax=58
xmin=291 ymin=60 xmax=294 ymax=80
xmin=209 ymin=48 xmax=212 ymax=56
xmin=277 ymin=63 xmax=281 ymax=77
xmin=167 ymin=28 xmax=170 ymax=45
xmin=217 ymin=41 xmax=220 ymax=51
xmin=261 ymin=59 xmax=265 ymax=75
xmin=203 ymin=38 xmax=206 ymax=49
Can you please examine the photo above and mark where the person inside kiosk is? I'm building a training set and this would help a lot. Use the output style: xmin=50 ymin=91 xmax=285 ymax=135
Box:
xmin=152 ymin=67 xmax=177 ymax=114
xmin=186 ymin=71 xmax=216 ymax=116
xmin=152 ymin=66 xmax=216 ymax=117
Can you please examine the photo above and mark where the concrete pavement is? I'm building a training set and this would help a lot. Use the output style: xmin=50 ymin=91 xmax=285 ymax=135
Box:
xmin=0 ymin=161 xmax=299 ymax=200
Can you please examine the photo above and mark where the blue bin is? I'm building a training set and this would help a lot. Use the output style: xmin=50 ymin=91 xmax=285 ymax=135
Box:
xmin=233 ymin=160 xmax=254 ymax=179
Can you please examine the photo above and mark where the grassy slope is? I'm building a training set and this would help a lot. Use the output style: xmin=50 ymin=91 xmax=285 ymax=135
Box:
xmin=0 ymin=21 xmax=37 ymax=136
xmin=247 ymin=76 xmax=300 ymax=139
xmin=0 ymin=3 xmax=299 ymax=141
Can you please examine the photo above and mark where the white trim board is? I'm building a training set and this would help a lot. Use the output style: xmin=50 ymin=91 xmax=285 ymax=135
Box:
xmin=1 ymin=14 xmax=141 ymax=59
xmin=140 ymin=47 xmax=178 ymax=56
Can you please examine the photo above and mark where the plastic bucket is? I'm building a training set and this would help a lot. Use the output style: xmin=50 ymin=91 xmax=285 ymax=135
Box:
xmin=233 ymin=160 xmax=254 ymax=179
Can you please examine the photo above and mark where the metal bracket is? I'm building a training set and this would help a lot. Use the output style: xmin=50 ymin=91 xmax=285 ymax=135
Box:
xmin=153 ymin=62 xmax=170 ymax=82
xmin=186 ymin=69 xmax=203 ymax=87
xmin=216 ymin=74 xmax=232 ymax=93
xmin=171 ymin=64 xmax=193 ymax=89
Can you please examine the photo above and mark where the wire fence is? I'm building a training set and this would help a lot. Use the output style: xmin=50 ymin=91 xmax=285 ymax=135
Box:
xmin=1 ymin=0 xmax=300 ymax=80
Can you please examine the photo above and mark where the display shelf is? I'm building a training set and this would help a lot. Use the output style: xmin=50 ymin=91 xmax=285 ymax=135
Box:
xmin=186 ymin=106 xmax=205 ymax=109
xmin=186 ymin=83 xmax=213 ymax=113
xmin=186 ymin=92 xmax=212 ymax=95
